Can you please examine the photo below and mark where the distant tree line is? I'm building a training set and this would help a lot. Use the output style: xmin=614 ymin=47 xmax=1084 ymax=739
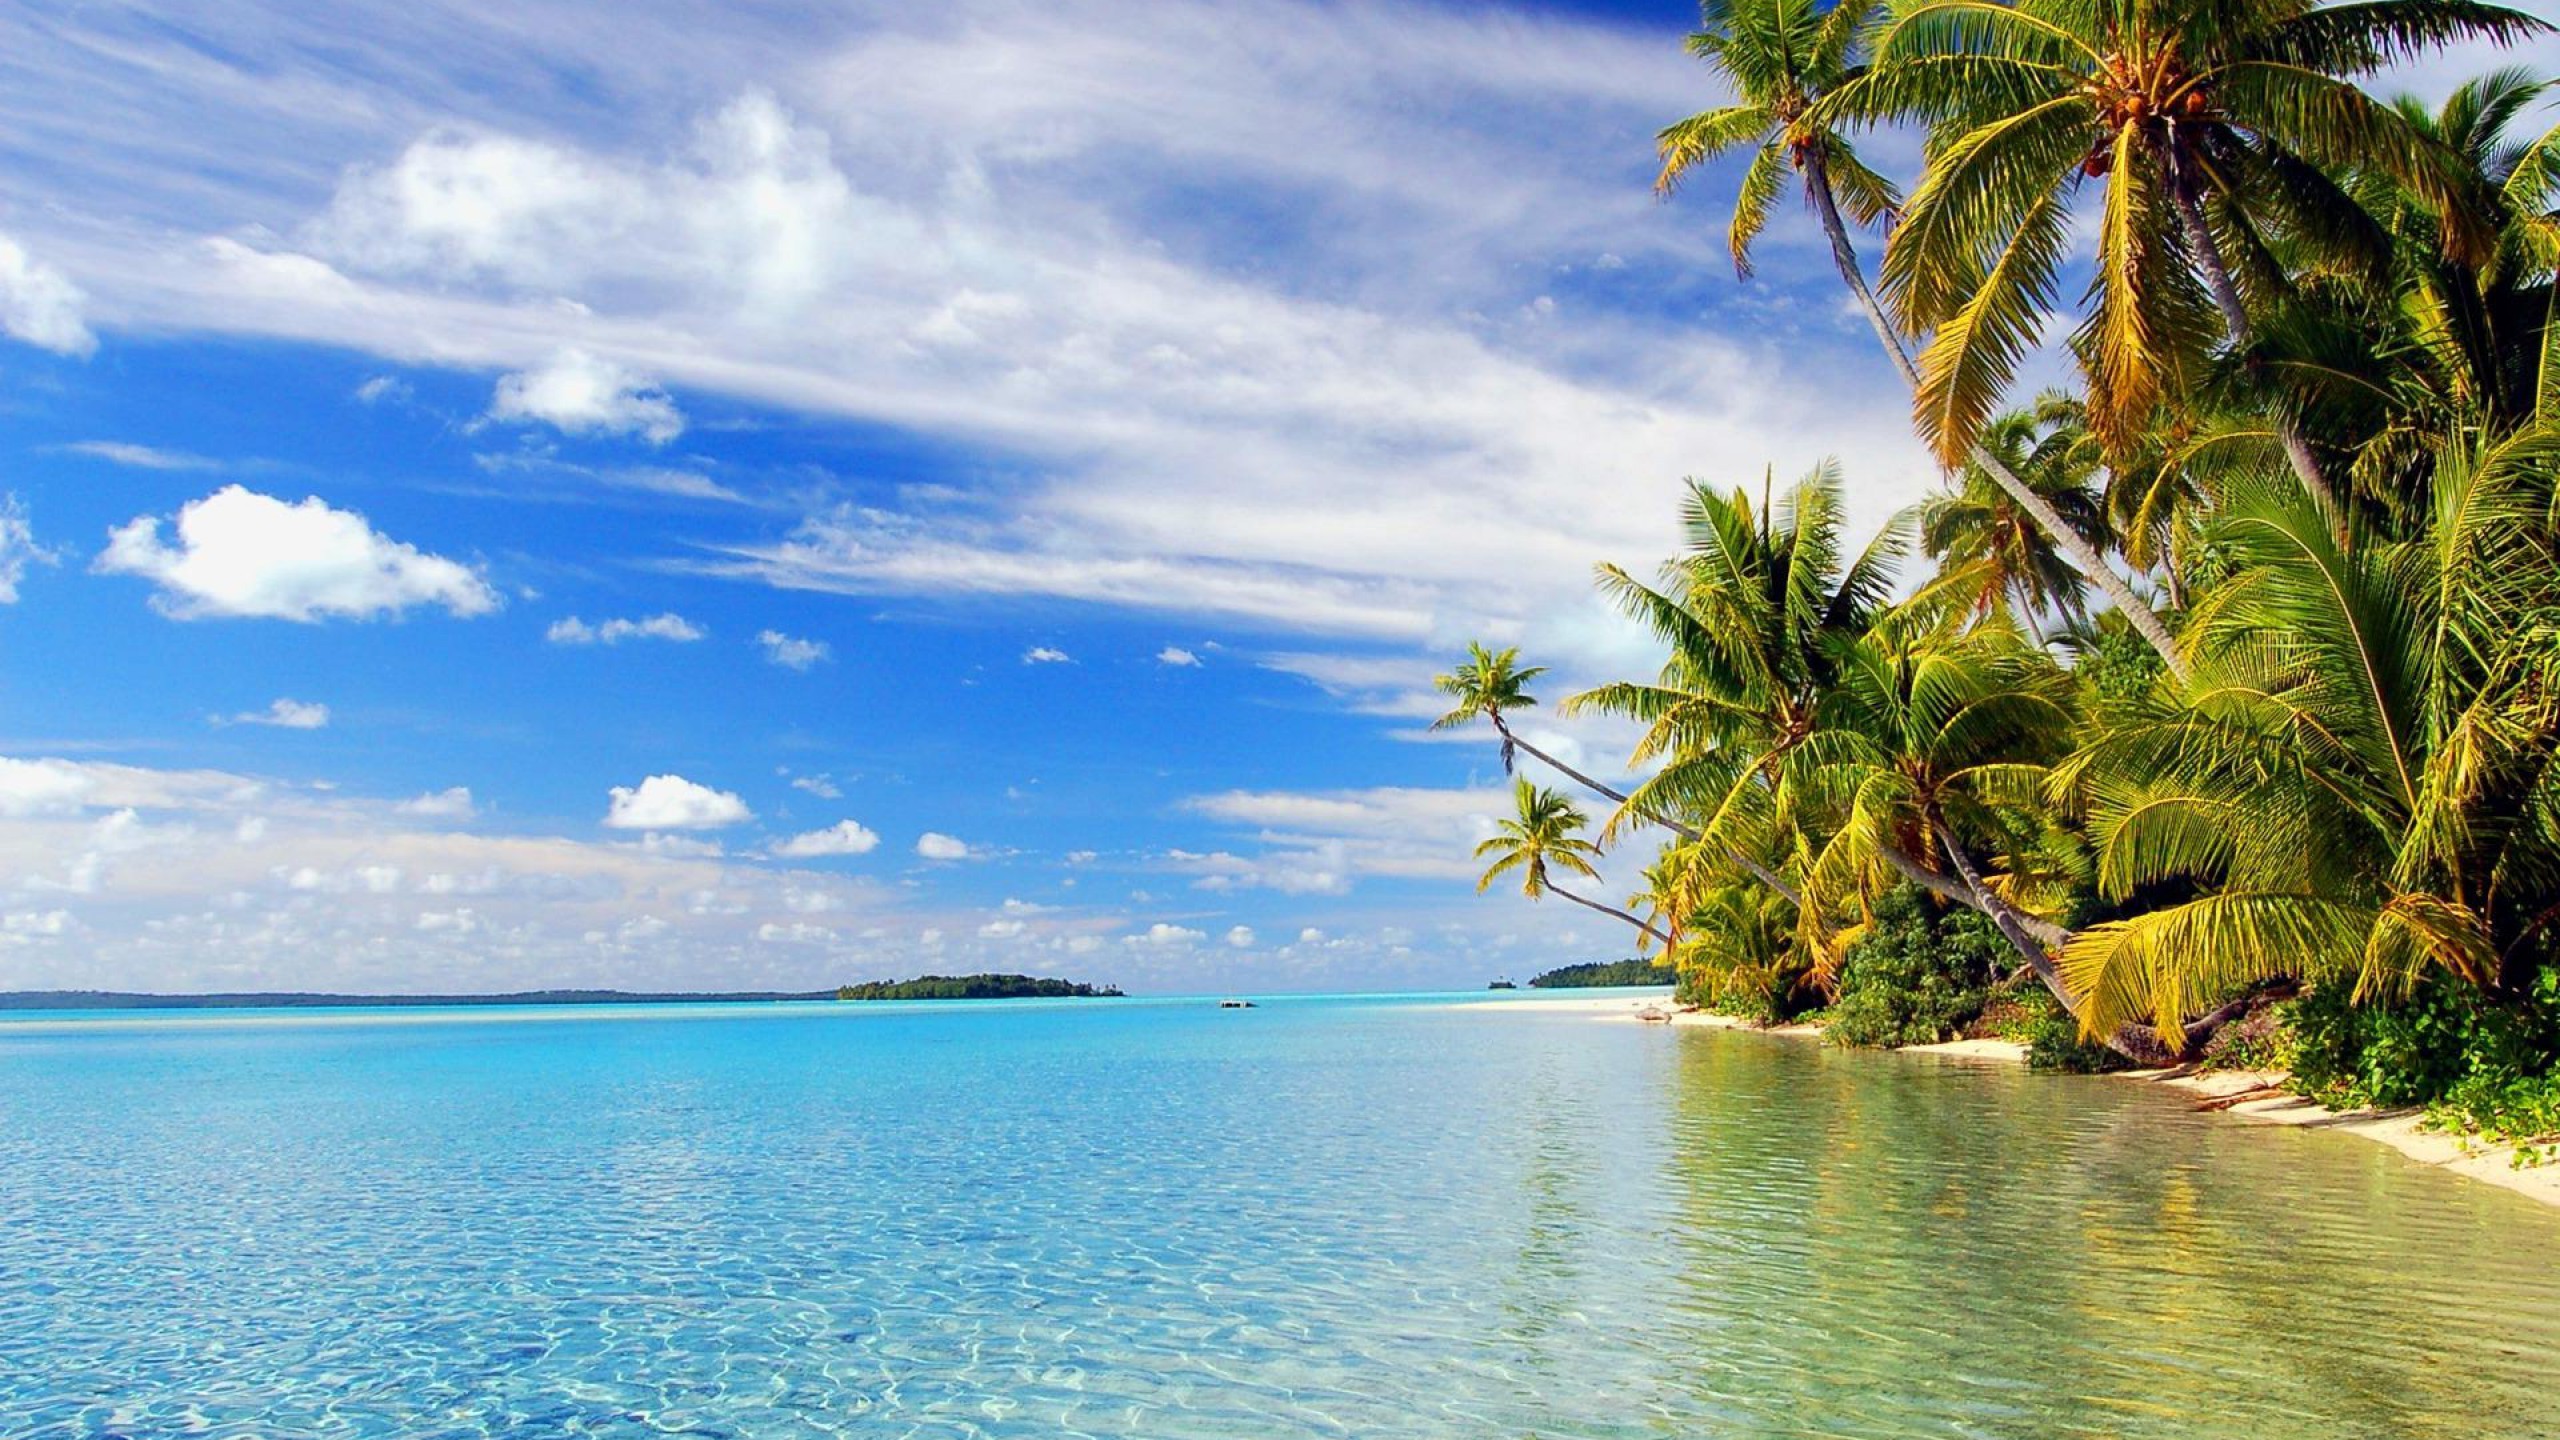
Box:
xmin=1527 ymin=960 xmax=1674 ymax=989
xmin=834 ymin=973 xmax=1124 ymax=1001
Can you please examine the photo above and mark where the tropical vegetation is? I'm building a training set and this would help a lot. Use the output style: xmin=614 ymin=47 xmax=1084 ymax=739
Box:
xmin=1443 ymin=0 xmax=2560 ymax=1151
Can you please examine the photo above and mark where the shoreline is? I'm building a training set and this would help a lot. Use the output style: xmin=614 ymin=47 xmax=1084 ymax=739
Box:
xmin=1454 ymin=991 xmax=2560 ymax=1212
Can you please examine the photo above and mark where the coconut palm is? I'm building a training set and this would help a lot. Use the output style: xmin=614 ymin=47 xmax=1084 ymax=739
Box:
xmin=1433 ymin=643 xmax=1646 ymax=808
xmin=1915 ymin=399 xmax=2109 ymax=633
xmin=2054 ymin=425 xmax=2560 ymax=1046
xmin=1569 ymin=462 xmax=1901 ymax=890
xmin=1849 ymin=0 xmax=2548 ymax=504
xmin=1782 ymin=620 xmax=2079 ymax=988
xmin=1475 ymin=780 xmax=1673 ymax=945
xmin=1661 ymin=0 xmax=2191 ymax=675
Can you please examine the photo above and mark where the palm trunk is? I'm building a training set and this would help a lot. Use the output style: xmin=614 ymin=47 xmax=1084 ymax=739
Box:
xmin=2165 ymin=166 xmax=2343 ymax=520
xmin=1802 ymin=150 xmax=2190 ymax=682
xmin=1496 ymin=715 xmax=1806 ymax=909
xmin=1548 ymin=881 xmax=1673 ymax=947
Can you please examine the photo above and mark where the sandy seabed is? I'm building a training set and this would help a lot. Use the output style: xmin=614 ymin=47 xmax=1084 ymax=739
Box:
xmin=1454 ymin=991 xmax=2560 ymax=1212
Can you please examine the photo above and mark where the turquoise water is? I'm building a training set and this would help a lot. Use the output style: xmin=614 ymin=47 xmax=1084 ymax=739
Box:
xmin=4 ymin=992 xmax=2559 ymax=1438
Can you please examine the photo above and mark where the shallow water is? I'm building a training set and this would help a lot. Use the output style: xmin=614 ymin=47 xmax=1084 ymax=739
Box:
xmin=3 ymin=992 xmax=2556 ymax=1438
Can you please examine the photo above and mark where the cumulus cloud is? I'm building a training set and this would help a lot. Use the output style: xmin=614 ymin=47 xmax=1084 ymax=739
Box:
xmin=1022 ymin=646 xmax=1072 ymax=665
xmin=1157 ymin=646 xmax=1201 ymax=667
xmin=0 ymin=495 xmax=54 ymax=604
xmin=769 ymin=819 xmax=880 ymax=858
xmin=758 ymin=630 xmax=829 ymax=670
xmin=546 ymin=612 xmax=703 ymax=645
xmin=604 ymin=774 xmax=752 ymax=829
xmin=95 ymin=486 xmax=498 ymax=622
xmin=0 ymin=233 xmax=94 ymax=356
xmin=914 ymin=831 xmax=972 ymax=861
xmin=788 ymin=773 xmax=842 ymax=799
xmin=1128 ymin=922 xmax=1204 ymax=948
xmin=397 ymin=786 xmax=476 ymax=819
xmin=0 ymin=757 xmax=97 ymax=817
xmin=1224 ymin=925 xmax=1255 ymax=948
xmin=216 ymin=698 xmax=330 ymax=730
xmin=489 ymin=348 xmax=684 ymax=444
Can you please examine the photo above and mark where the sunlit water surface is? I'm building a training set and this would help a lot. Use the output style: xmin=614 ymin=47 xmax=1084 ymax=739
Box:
xmin=4 ymin=992 xmax=2557 ymax=1438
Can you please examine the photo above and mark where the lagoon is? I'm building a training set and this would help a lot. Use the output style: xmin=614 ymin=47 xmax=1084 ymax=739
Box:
xmin=3 ymin=992 xmax=2557 ymax=1438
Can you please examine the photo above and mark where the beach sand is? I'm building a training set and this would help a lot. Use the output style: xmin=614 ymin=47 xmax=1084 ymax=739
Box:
xmin=1454 ymin=991 xmax=2560 ymax=1211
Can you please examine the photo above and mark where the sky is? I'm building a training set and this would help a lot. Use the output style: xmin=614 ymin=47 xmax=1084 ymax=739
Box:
xmin=0 ymin=0 xmax=2550 ymax=996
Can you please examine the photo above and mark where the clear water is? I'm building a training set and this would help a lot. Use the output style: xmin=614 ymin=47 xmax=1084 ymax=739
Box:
xmin=3 ymin=992 xmax=2557 ymax=1439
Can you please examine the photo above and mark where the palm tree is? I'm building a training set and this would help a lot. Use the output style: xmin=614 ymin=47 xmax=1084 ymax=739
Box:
xmin=1475 ymin=780 xmax=1672 ymax=945
xmin=1660 ymin=0 xmax=2190 ymax=677
xmin=1569 ymin=462 xmax=1898 ymax=905
xmin=1915 ymin=399 xmax=2109 ymax=633
xmin=1782 ymin=621 xmax=2079 ymax=989
xmin=2053 ymin=425 xmax=2560 ymax=1047
xmin=1433 ymin=643 xmax=1648 ymax=808
xmin=1850 ymin=0 xmax=2547 ymax=507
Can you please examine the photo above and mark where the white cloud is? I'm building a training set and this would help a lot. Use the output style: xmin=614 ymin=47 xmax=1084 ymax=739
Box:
xmin=755 ymin=921 xmax=838 ymax=944
xmin=95 ymin=485 xmax=498 ymax=622
xmin=216 ymin=697 xmax=330 ymax=730
xmin=546 ymin=612 xmax=704 ymax=645
xmin=489 ymin=347 xmax=684 ymax=444
xmin=353 ymin=375 xmax=410 ymax=405
xmin=789 ymin=773 xmax=842 ymax=799
xmin=1297 ymin=927 xmax=1325 ymax=944
xmin=914 ymin=831 xmax=972 ymax=861
xmin=757 ymin=629 xmax=829 ymax=670
xmin=978 ymin=918 xmax=1028 ymax=940
xmin=0 ymin=233 xmax=94 ymax=356
xmin=1022 ymin=646 xmax=1071 ymax=665
xmin=0 ymin=758 xmax=97 ymax=817
xmin=1224 ymin=924 xmax=1255 ymax=948
xmin=1128 ymin=922 xmax=1204 ymax=948
xmin=770 ymin=819 xmax=880 ymax=858
xmin=1157 ymin=646 xmax=1201 ymax=667
xmin=59 ymin=441 xmax=220 ymax=471
xmin=0 ymin=495 xmax=54 ymax=604
xmin=397 ymin=787 xmax=476 ymax=819
xmin=604 ymin=774 xmax=752 ymax=830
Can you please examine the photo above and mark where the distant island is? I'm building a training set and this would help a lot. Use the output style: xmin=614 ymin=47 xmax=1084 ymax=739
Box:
xmin=834 ymin=974 xmax=1123 ymax=1001
xmin=0 ymin=989 xmax=835 ymax=1011
xmin=1526 ymin=961 xmax=1672 ymax=989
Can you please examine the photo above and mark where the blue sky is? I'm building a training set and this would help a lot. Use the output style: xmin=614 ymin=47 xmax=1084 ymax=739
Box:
xmin=0 ymin=0 xmax=2547 ymax=995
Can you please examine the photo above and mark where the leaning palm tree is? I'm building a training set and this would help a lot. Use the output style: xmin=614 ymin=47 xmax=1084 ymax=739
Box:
xmin=1848 ymin=0 xmax=2547 ymax=502
xmin=2054 ymin=425 xmax=2560 ymax=1048
xmin=1660 ymin=0 xmax=2189 ymax=676
xmin=1433 ymin=643 xmax=1638 ymax=802
xmin=1475 ymin=780 xmax=1672 ymax=945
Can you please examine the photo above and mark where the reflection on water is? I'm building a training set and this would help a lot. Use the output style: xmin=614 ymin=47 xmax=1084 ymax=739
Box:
xmin=1 ymin=996 xmax=2555 ymax=1438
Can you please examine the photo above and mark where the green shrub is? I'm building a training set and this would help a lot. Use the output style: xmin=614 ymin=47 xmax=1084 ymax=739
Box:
xmin=1823 ymin=887 xmax=2003 ymax=1049
xmin=1677 ymin=962 xmax=1796 ymax=1025
xmin=2010 ymin=984 xmax=2133 ymax=1073
xmin=2277 ymin=966 xmax=2560 ymax=1146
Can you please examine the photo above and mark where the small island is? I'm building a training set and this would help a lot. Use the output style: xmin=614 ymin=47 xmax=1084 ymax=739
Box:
xmin=834 ymin=973 xmax=1123 ymax=1001
xmin=1526 ymin=960 xmax=1672 ymax=989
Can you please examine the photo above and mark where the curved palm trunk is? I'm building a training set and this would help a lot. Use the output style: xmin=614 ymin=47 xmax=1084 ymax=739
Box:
xmin=1802 ymin=151 xmax=2192 ymax=683
xmin=1547 ymin=881 xmax=1673 ymax=947
xmin=1495 ymin=715 xmax=1806 ymax=909
xmin=2165 ymin=170 xmax=2343 ymax=520
xmin=1923 ymin=809 xmax=2281 ymax=1065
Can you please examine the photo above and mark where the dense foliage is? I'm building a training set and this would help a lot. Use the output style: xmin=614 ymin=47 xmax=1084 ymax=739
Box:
xmin=1527 ymin=959 xmax=1676 ymax=988
xmin=835 ymin=975 xmax=1123 ymax=1001
xmin=1443 ymin=0 xmax=2560 ymax=1149
xmin=1822 ymin=887 xmax=2003 ymax=1048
